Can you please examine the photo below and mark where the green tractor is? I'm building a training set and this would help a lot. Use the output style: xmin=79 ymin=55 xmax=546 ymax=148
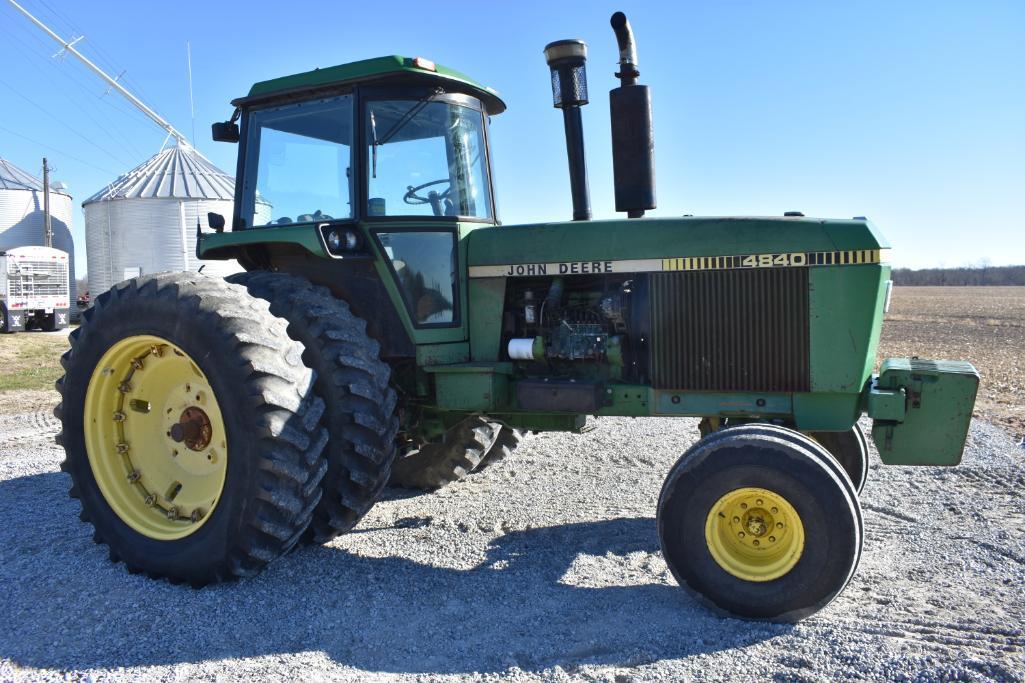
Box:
xmin=56 ymin=13 xmax=978 ymax=621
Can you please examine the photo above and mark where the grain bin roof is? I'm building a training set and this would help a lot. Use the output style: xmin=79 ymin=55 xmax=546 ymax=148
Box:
xmin=0 ymin=156 xmax=71 ymax=196
xmin=83 ymin=144 xmax=235 ymax=205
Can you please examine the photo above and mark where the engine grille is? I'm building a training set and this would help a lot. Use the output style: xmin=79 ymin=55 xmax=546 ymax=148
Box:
xmin=650 ymin=268 xmax=810 ymax=392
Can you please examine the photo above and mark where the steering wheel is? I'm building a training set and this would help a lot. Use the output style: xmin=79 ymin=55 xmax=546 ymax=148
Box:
xmin=404 ymin=178 xmax=451 ymax=216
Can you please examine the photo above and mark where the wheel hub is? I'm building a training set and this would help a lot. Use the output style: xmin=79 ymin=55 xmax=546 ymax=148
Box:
xmin=704 ymin=487 xmax=805 ymax=582
xmin=170 ymin=407 xmax=213 ymax=451
xmin=83 ymin=335 xmax=228 ymax=540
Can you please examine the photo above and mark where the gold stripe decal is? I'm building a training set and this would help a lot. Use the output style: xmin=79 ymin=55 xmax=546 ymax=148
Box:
xmin=469 ymin=249 xmax=886 ymax=278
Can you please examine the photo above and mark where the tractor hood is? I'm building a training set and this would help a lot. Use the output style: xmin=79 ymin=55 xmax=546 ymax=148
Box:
xmin=467 ymin=216 xmax=889 ymax=278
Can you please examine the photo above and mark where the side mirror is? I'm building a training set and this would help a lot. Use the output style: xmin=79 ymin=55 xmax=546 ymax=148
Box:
xmin=207 ymin=212 xmax=226 ymax=233
xmin=211 ymin=121 xmax=240 ymax=143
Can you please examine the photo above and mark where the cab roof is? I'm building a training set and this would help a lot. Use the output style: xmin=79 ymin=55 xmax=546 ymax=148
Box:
xmin=236 ymin=55 xmax=506 ymax=114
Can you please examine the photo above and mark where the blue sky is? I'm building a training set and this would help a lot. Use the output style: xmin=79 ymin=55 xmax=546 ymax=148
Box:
xmin=1 ymin=0 xmax=1022 ymax=273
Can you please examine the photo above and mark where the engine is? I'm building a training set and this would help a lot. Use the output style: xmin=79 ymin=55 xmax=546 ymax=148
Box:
xmin=501 ymin=274 xmax=649 ymax=382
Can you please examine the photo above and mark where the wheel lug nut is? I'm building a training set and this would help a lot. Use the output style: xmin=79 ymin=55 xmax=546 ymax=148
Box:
xmin=740 ymin=503 xmax=748 ymax=509
xmin=732 ymin=516 xmax=740 ymax=523
xmin=756 ymin=499 xmax=763 ymax=506
xmin=738 ymin=531 xmax=745 ymax=538
xmin=771 ymin=507 xmax=778 ymax=514
xmin=753 ymin=539 xmax=760 ymax=546
xmin=769 ymin=536 xmax=776 ymax=542
xmin=776 ymin=522 xmax=784 ymax=528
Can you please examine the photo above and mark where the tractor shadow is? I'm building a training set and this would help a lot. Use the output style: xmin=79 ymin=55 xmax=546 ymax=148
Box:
xmin=0 ymin=471 xmax=788 ymax=674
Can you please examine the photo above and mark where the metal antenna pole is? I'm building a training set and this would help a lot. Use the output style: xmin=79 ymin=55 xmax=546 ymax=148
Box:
xmin=186 ymin=42 xmax=197 ymax=150
xmin=6 ymin=0 xmax=190 ymax=146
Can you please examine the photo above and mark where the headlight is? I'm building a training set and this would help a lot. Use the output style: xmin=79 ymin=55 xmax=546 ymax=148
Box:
xmin=324 ymin=227 xmax=361 ymax=254
xmin=326 ymin=229 xmax=342 ymax=251
xmin=343 ymin=230 xmax=359 ymax=250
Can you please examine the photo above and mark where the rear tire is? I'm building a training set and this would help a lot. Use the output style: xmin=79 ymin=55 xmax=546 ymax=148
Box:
xmin=657 ymin=428 xmax=862 ymax=622
xmin=227 ymin=271 xmax=399 ymax=544
xmin=55 ymin=273 xmax=327 ymax=584
xmin=390 ymin=416 xmax=497 ymax=490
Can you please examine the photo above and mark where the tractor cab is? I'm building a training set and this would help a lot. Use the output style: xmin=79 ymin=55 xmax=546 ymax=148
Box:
xmin=204 ymin=56 xmax=506 ymax=345
xmin=220 ymin=56 xmax=504 ymax=230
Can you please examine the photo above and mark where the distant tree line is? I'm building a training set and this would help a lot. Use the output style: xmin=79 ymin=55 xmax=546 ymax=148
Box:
xmin=892 ymin=264 xmax=1025 ymax=286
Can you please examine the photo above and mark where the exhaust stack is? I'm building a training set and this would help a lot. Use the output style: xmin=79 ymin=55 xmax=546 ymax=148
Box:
xmin=544 ymin=39 xmax=592 ymax=221
xmin=609 ymin=12 xmax=656 ymax=218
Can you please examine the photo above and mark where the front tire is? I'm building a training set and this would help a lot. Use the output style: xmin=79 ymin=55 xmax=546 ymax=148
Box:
xmin=55 ymin=273 xmax=327 ymax=584
xmin=658 ymin=427 xmax=862 ymax=621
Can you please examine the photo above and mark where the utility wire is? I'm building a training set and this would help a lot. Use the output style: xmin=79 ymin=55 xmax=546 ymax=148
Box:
xmin=30 ymin=0 xmax=158 ymax=107
xmin=0 ymin=122 xmax=118 ymax=175
xmin=0 ymin=21 xmax=146 ymax=160
xmin=0 ymin=75 xmax=134 ymax=167
xmin=6 ymin=0 xmax=190 ymax=145
xmin=0 ymin=16 xmax=156 ymax=145
xmin=3 ymin=3 xmax=181 ymax=147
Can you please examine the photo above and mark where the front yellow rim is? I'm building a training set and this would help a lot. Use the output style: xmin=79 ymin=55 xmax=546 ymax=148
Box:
xmin=705 ymin=487 xmax=805 ymax=582
xmin=84 ymin=335 xmax=227 ymax=540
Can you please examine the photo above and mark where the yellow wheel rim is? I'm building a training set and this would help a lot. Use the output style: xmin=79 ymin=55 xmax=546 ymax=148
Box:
xmin=705 ymin=487 xmax=805 ymax=582
xmin=84 ymin=335 xmax=227 ymax=540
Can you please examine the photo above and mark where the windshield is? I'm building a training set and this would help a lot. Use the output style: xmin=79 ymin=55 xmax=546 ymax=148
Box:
xmin=366 ymin=99 xmax=492 ymax=220
xmin=243 ymin=95 xmax=353 ymax=227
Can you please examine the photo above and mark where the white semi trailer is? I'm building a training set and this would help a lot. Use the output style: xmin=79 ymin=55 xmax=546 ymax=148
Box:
xmin=0 ymin=245 xmax=70 ymax=333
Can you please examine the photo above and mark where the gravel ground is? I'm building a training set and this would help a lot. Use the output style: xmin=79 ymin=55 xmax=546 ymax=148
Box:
xmin=0 ymin=402 xmax=1023 ymax=682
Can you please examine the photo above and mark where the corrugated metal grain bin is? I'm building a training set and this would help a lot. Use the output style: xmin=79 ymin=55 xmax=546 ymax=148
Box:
xmin=83 ymin=144 xmax=269 ymax=295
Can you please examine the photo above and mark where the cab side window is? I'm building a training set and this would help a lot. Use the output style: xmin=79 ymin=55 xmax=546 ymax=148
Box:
xmin=244 ymin=95 xmax=353 ymax=227
xmin=377 ymin=231 xmax=457 ymax=325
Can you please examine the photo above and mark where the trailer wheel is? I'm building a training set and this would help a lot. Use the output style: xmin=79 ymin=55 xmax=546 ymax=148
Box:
xmin=55 ymin=273 xmax=327 ymax=584
xmin=474 ymin=424 xmax=526 ymax=473
xmin=658 ymin=428 xmax=862 ymax=622
xmin=810 ymin=427 xmax=870 ymax=494
xmin=390 ymin=416 xmax=498 ymax=490
xmin=227 ymin=272 xmax=399 ymax=544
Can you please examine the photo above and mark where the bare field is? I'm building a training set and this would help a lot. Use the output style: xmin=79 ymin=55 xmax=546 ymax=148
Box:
xmin=879 ymin=286 xmax=1025 ymax=440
